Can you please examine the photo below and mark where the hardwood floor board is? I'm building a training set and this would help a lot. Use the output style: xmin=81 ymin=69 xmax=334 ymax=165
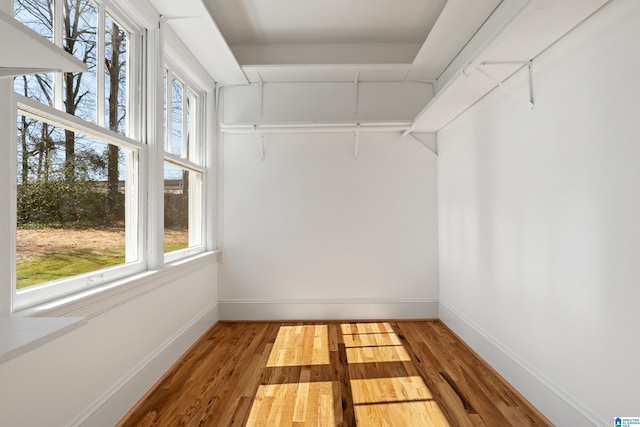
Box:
xmin=434 ymin=382 xmax=478 ymax=427
xmin=412 ymin=328 xmax=512 ymax=425
xmin=202 ymin=326 xmax=277 ymax=425
xmin=226 ymin=396 xmax=254 ymax=426
xmin=119 ymin=320 xmax=552 ymax=427
xmin=347 ymin=361 xmax=412 ymax=381
xmin=334 ymin=341 xmax=356 ymax=427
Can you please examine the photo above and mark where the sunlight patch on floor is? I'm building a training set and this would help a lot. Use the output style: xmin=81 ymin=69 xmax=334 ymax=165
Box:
xmin=344 ymin=324 xmax=451 ymax=427
xmin=267 ymin=325 xmax=329 ymax=367
xmin=246 ymin=379 xmax=335 ymax=427
xmin=342 ymin=322 xmax=411 ymax=363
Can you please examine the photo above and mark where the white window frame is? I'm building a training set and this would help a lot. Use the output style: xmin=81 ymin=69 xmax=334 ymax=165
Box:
xmin=11 ymin=95 xmax=146 ymax=311
xmin=1 ymin=1 xmax=216 ymax=316
xmin=162 ymin=40 xmax=209 ymax=263
xmin=8 ymin=0 xmax=146 ymax=312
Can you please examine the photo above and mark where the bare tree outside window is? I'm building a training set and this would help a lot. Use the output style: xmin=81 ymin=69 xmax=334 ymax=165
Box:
xmin=13 ymin=0 xmax=133 ymax=290
xmin=105 ymin=13 xmax=127 ymax=221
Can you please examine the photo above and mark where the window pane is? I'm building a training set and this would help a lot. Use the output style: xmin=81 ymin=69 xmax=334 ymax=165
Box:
xmin=163 ymin=69 xmax=168 ymax=150
xmin=105 ymin=14 xmax=127 ymax=134
xmin=13 ymin=0 xmax=54 ymax=105
xmin=171 ymin=78 xmax=183 ymax=156
xmin=16 ymin=113 xmax=132 ymax=289
xmin=185 ymin=89 xmax=191 ymax=159
xmin=13 ymin=0 xmax=53 ymax=40
xmin=63 ymin=0 xmax=98 ymax=122
xmin=164 ymin=162 xmax=202 ymax=253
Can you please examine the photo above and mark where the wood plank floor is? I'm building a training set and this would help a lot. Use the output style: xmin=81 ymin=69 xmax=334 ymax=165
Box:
xmin=117 ymin=320 xmax=552 ymax=427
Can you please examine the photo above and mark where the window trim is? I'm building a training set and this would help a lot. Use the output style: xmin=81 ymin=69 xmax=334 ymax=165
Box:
xmin=12 ymin=94 xmax=147 ymax=312
xmin=3 ymin=1 xmax=218 ymax=316
xmin=162 ymin=57 xmax=209 ymax=262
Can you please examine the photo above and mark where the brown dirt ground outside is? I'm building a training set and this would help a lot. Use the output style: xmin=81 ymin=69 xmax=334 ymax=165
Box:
xmin=16 ymin=227 xmax=188 ymax=263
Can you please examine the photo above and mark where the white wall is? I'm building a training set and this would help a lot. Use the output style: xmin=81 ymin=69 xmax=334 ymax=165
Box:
xmin=0 ymin=262 xmax=218 ymax=427
xmin=222 ymin=81 xmax=433 ymax=124
xmin=219 ymin=83 xmax=439 ymax=319
xmin=437 ymin=1 xmax=640 ymax=425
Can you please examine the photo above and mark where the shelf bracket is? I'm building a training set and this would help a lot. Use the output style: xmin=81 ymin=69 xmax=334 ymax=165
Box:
xmin=257 ymin=72 xmax=264 ymax=116
xmin=406 ymin=133 xmax=438 ymax=157
xmin=253 ymin=125 xmax=265 ymax=161
xmin=476 ymin=60 xmax=534 ymax=109
xmin=353 ymin=124 xmax=361 ymax=159
xmin=214 ymin=83 xmax=220 ymax=114
xmin=354 ymin=70 xmax=360 ymax=115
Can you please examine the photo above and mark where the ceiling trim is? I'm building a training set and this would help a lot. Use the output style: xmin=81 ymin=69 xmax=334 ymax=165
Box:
xmin=409 ymin=0 xmax=612 ymax=132
xmin=242 ymin=64 xmax=413 ymax=84
xmin=147 ymin=0 xmax=248 ymax=85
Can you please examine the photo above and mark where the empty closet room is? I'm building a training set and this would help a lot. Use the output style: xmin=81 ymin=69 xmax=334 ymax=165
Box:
xmin=0 ymin=0 xmax=638 ymax=426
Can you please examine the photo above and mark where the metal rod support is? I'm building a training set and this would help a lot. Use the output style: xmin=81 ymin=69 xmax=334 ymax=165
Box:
xmin=354 ymin=124 xmax=360 ymax=159
xmin=253 ymin=125 xmax=265 ymax=160
xmin=257 ymin=72 xmax=264 ymax=116
xmin=407 ymin=134 xmax=438 ymax=157
xmin=475 ymin=63 xmax=534 ymax=109
xmin=354 ymin=70 xmax=359 ymax=115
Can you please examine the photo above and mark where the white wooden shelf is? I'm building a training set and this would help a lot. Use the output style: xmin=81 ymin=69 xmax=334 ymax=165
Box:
xmin=0 ymin=8 xmax=87 ymax=78
xmin=410 ymin=0 xmax=610 ymax=132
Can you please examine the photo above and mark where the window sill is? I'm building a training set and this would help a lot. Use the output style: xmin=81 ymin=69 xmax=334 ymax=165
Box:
xmin=0 ymin=316 xmax=86 ymax=365
xmin=15 ymin=250 xmax=219 ymax=319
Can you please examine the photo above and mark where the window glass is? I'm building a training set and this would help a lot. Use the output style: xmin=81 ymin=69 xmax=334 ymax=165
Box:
xmin=16 ymin=113 xmax=132 ymax=290
xmin=105 ymin=13 xmax=127 ymax=134
xmin=163 ymin=68 xmax=204 ymax=257
xmin=13 ymin=0 xmax=54 ymax=105
xmin=163 ymin=69 xmax=168 ymax=149
xmin=163 ymin=162 xmax=188 ymax=253
xmin=63 ymin=0 xmax=98 ymax=123
xmin=170 ymin=78 xmax=184 ymax=157
xmin=13 ymin=0 xmax=54 ymax=40
xmin=185 ymin=89 xmax=191 ymax=159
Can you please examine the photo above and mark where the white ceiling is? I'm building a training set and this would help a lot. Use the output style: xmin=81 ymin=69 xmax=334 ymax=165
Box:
xmin=147 ymin=0 xmax=504 ymax=84
xmin=200 ymin=0 xmax=506 ymax=83
xmin=144 ymin=0 xmax=613 ymax=132
xmin=204 ymin=0 xmax=447 ymax=45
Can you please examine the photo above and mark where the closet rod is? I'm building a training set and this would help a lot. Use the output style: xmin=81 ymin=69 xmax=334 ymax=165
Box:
xmin=220 ymin=122 xmax=411 ymax=134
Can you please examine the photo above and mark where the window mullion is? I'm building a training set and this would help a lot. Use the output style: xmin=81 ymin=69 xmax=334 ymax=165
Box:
xmin=188 ymin=170 xmax=203 ymax=247
xmin=53 ymin=0 xmax=64 ymax=111
xmin=189 ymin=92 xmax=198 ymax=163
xmin=147 ymin=24 xmax=166 ymax=269
xmin=1 ymin=87 xmax=16 ymax=316
xmin=125 ymin=150 xmax=139 ymax=263
xmin=182 ymin=84 xmax=188 ymax=158
xmin=16 ymin=95 xmax=144 ymax=151
xmin=165 ymin=69 xmax=172 ymax=153
xmin=96 ymin=3 xmax=105 ymax=127
xmin=164 ymin=152 xmax=204 ymax=174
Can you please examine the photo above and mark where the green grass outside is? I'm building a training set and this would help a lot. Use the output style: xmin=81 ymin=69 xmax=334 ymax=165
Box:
xmin=164 ymin=240 xmax=189 ymax=253
xmin=17 ymin=238 xmax=189 ymax=290
xmin=16 ymin=247 xmax=125 ymax=289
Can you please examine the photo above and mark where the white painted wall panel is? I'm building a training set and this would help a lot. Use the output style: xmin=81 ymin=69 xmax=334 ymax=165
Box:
xmin=0 ymin=263 xmax=218 ymax=427
xmin=219 ymin=129 xmax=438 ymax=319
xmin=437 ymin=1 xmax=640 ymax=424
xmin=222 ymin=81 xmax=433 ymax=124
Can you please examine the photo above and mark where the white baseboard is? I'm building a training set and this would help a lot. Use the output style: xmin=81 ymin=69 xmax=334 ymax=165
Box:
xmin=70 ymin=303 xmax=219 ymax=427
xmin=439 ymin=301 xmax=606 ymax=427
xmin=219 ymin=298 xmax=438 ymax=320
